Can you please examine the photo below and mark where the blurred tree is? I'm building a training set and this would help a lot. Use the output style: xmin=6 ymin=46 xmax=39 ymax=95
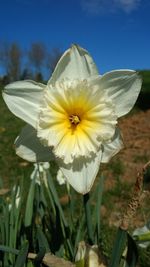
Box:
xmin=0 ymin=41 xmax=9 ymax=76
xmin=0 ymin=75 xmax=9 ymax=85
xmin=8 ymin=43 xmax=22 ymax=81
xmin=28 ymin=42 xmax=46 ymax=75
xmin=34 ymin=72 xmax=43 ymax=82
xmin=0 ymin=41 xmax=63 ymax=82
xmin=47 ymin=47 xmax=62 ymax=74
xmin=20 ymin=68 xmax=33 ymax=80
xmin=0 ymin=41 xmax=22 ymax=81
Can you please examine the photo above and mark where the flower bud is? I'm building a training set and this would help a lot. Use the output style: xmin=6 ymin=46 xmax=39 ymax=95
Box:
xmin=75 ymin=241 xmax=106 ymax=267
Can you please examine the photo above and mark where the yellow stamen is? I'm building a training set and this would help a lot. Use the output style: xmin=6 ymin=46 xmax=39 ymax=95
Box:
xmin=69 ymin=114 xmax=80 ymax=125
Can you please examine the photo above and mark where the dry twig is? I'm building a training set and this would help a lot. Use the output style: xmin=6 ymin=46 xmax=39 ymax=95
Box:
xmin=120 ymin=161 xmax=150 ymax=230
xmin=28 ymin=252 xmax=75 ymax=267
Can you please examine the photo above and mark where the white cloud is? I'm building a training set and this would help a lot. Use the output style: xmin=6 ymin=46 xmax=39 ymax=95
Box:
xmin=115 ymin=0 xmax=141 ymax=13
xmin=81 ymin=0 xmax=141 ymax=15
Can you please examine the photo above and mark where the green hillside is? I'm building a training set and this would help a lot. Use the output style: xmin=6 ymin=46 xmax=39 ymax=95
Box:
xmin=139 ymin=70 xmax=150 ymax=93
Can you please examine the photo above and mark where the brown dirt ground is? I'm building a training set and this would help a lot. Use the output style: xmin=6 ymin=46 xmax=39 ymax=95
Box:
xmin=102 ymin=109 xmax=150 ymax=229
xmin=119 ymin=109 xmax=150 ymax=180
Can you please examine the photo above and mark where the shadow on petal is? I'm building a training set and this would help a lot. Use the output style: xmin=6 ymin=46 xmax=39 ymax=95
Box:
xmin=15 ymin=124 xmax=54 ymax=162
xmin=101 ymin=127 xmax=124 ymax=163
xmin=57 ymin=150 xmax=102 ymax=194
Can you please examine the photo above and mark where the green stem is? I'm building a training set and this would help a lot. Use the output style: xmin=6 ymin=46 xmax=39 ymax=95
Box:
xmin=83 ymin=193 xmax=93 ymax=244
xmin=0 ymin=245 xmax=19 ymax=255
xmin=67 ymin=185 xmax=74 ymax=231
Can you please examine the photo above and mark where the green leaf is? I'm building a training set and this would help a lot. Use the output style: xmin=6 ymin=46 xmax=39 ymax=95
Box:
xmin=74 ymin=213 xmax=85 ymax=253
xmin=67 ymin=186 xmax=75 ymax=232
xmin=47 ymin=170 xmax=74 ymax=258
xmin=24 ymin=174 xmax=36 ymax=227
xmin=0 ymin=245 xmax=19 ymax=255
xmin=109 ymin=228 xmax=127 ymax=267
xmin=36 ymin=227 xmax=50 ymax=252
xmin=75 ymin=259 xmax=85 ymax=267
xmin=125 ymin=234 xmax=138 ymax=267
xmin=9 ymin=184 xmax=22 ymax=264
xmin=47 ymin=171 xmax=68 ymax=227
xmin=15 ymin=241 xmax=29 ymax=267
xmin=83 ymin=193 xmax=94 ymax=244
xmin=44 ymin=180 xmax=56 ymax=216
xmin=34 ymin=246 xmax=46 ymax=266
xmin=27 ymin=260 xmax=34 ymax=267
xmin=93 ymin=175 xmax=104 ymax=244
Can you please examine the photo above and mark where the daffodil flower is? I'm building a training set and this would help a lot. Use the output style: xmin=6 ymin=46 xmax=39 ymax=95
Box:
xmin=2 ymin=45 xmax=142 ymax=194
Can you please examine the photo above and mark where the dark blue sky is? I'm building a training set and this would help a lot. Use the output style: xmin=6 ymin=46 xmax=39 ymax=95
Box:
xmin=0 ymin=0 xmax=150 ymax=77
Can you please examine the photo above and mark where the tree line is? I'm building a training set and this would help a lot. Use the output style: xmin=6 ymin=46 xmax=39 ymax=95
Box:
xmin=0 ymin=41 xmax=62 ymax=84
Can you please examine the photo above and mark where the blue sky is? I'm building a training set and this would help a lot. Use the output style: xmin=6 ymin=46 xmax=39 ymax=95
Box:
xmin=0 ymin=0 xmax=150 ymax=76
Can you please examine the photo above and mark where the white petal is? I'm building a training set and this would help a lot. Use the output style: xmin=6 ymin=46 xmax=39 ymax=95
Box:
xmin=99 ymin=70 xmax=142 ymax=117
xmin=56 ymin=169 xmax=66 ymax=185
xmin=3 ymin=80 xmax=46 ymax=127
xmin=48 ymin=44 xmax=99 ymax=84
xmin=15 ymin=124 xmax=54 ymax=162
xmin=101 ymin=128 xmax=124 ymax=163
xmin=58 ymin=150 xmax=102 ymax=194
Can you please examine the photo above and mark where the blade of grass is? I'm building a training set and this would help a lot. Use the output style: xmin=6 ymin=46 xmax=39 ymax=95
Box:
xmin=24 ymin=173 xmax=36 ymax=227
xmin=0 ymin=245 xmax=19 ymax=255
xmin=74 ymin=213 xmax=85 ymax=255
xmin=15 ymin=241 xmax=29 ymax=267
xmin=109 ymin=228 xmax=127 ymax=267
xmin=47 ymin=170 xmax=74 ymax=258
xmin=47 ymin=170 xmax=68 ymax=227
xmin=83 ymin=193 xmax=94 ymax=245
xmin=67 ymin=185 xmax=75 ymax=233
xmin=9 ymin=184 xmax=22 ymax=264
xmin=125 ymin=233 xmax=138 ymax=267
xmin=36 ymin=227 xmax=50 ymax=252
xmin=93 ymin=175 xmax=105 ymax=244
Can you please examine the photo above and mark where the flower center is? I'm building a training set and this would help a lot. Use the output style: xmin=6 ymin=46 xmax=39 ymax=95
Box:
xmin=69 ymin=114 xmax=80 ymax=125
xmin=37 ymin=80 xmax=117 ymax=164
